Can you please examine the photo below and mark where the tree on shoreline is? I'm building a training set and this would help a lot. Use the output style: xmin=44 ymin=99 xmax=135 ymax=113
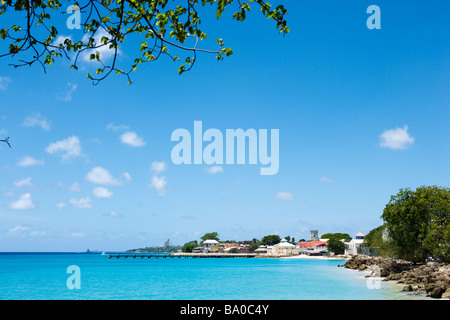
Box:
xmin=181 ymin=240 xmax=198 ymax=253
xmin=327 ymin=239 xmax=345 ymax=255
xmin=0 ymin=0 xmax=288 ymax=84
xmin=320 ymin=233 xmax=352 ymax=242
xmin=200 ymin=232 xmax=219 ymax=242
xmin=382 ymin=185 xmax=450 ymax=263
xmin=260 ymin=234 xmax=280 ymax=246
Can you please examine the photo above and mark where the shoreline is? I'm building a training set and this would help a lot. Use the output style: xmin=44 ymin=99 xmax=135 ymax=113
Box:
xmin=281 ymin=254 xmax=349 ymax=260
xmin=343 ymin=255 xmax=450 ymax=299
xmin=169 ymin=252 xmax=350 ymax=260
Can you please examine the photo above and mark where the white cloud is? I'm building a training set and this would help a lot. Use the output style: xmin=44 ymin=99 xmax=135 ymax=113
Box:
xmin=8 ymin=225 xmax=31 ymax=233
xmin=17 ymin=156 xmax=44 ymax=167
xmin=69 ymin=197 xmax=92 ymax=209
xmin=123 ymin=172 xmax=131 ymax=183
xmin=380 ymin=125 xmax=415 ymax=150
xmin=46 ymin=136 xmax=82 ymax=160
xmin=69 ymin=182 xmax=81 ymax=192
xmin=9 ymin=193 xmax=35 ymax=210
xmin=69 ymin=232 xmax=87 ymax=238
xmin=58 ymin=82 xmax=77 ymax=102
xmin=56 ymin=202 xmax=67 ymax=210
xmin=14 ymin=177 xmax=33 ymax=187
xmin=88 ymin=138 xmax=102 ymax=145
xmin=85 ymin=166 xmax=121 ymax=185
xmin=7 ymin=226 xmax=45 ymax=238
xmin=30 ymin=231 xmax=46 ymax=237
xmin=105 ymin=210 xmax=121 ymax=217
xmin=204 ymin=165 xmax=224 ymax=174
xmin=0 ymin=76 xmax=11 ymax=91
xmin=92 ymin=186 xmax=114 ymax=198
xmin=275 ymin=192 xmax=294 ymax=202
xmin=151 ymin=161 xmax=167 ymax=174
xmin=320 ymin=176 xmax=333 ymax=183
xmin=22 ymin=113 xmax=50 ymax=131
xmin=53 ymin=35 xmax=72 ymax=47
xmin=150 ymin=176 xmax=167 ymax=196
xmin=120 ymin=131 xmax=145 ymax=147
xmin=81 ymin=29 xmax=120 ymax=62
xmin=106 ymin=123 xmax=129 ymax=132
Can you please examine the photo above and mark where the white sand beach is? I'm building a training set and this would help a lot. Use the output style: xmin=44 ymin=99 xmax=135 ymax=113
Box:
xmin=281 ymin=254 xmax=350 ymax=260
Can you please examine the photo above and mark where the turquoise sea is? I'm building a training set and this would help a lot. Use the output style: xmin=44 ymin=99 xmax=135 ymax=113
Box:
xmin=0 ymin=253 xmax=426 ymax=300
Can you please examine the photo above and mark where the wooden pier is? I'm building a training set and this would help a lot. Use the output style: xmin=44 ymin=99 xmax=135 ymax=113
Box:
xmin=108 ymin=253 xmax=257 ymax=259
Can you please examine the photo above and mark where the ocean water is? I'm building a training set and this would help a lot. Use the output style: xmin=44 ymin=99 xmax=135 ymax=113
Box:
xmin=0 ymin=252 xmax=424 ymax=300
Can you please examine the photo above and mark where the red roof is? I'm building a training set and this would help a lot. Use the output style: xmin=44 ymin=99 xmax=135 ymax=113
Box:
xmin=223 ymin=243 xmax=240 ymax=248
xmin=298 ymin=241 xmax=328 ymax=248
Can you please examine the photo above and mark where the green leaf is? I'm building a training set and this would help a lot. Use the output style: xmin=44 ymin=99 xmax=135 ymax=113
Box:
xmin=216 ymin=8 xmax=222 ymax=19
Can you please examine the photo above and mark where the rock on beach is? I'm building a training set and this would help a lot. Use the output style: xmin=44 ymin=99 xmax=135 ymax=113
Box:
xmin=343 ymin=255 xmax=450 ymax=299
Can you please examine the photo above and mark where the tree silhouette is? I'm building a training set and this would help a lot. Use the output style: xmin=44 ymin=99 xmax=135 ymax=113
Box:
xmin=1 ymin=136 xmax=11 ymax=148
xmin=0 ymin=0 xmax=289 ymax=84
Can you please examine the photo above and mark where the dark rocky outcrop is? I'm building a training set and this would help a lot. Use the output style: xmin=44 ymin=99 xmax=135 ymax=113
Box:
xmin=343 ymin=255 xmax=450 ymax=299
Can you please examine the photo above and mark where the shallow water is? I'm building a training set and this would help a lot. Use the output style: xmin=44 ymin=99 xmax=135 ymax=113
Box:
xmin=0 ymin=253 xmax=427 ymax=300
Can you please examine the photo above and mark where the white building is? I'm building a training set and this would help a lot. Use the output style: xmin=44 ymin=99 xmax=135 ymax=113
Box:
xmin=202 ymin=239 xmax=219 ymax=247
xmin=272 ymin=238 xmax=300 ymax=256
xmin=345 ymin=232 xmax=365 ymax=255
xmin=202 ymin=239 xmax=220 ymax=252
xmin=254 ymin=245 xmax=268 ymax=254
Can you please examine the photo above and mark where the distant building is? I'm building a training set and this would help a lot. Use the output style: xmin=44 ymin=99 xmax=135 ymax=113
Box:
xmin=203 ymin=239 xmax=219 ymax=248
xmin=239 ymin=244 xmax=251 ymax=253
xmin=255 ymin=245 xmax=268 ymax=254
xmin=202 ymin=239 xmax=221 ymax=252
xmin=223 ymin=244 xmax=251 ymax=253
xmin=345 ymin=232 xmax=365 ymax=255
xmin=310 ymin=230 xmax=319 ymax=241
xmin=192 ymin=247 xmax=204 ymax=253
xmin=272 ymin=238 xmax=300 ymax=256
xmin=298 ymin=240 xmax=328 ymax=255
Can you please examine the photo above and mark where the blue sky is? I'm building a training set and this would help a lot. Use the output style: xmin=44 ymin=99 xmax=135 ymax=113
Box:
xmin=0 ymin=0 xmax=449 ymax=251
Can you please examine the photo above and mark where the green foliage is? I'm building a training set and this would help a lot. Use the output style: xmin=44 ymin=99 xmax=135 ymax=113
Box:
xmin=327 ymin=239 xmax=345 ymax=255
xmin=260 ymin=235 xmax=280 ymax=246
xmin=362 ymin=224 xmax=394 ymax=258
xmin=362 ymin=224 xmax=385 ymax=248
xmin=320 ymin=233 xmax=352 ymax=242
xmin=200 ymin=232 xmax=220 ymax=241
xmin=382 ymin=185 xmax=450 ymax=263
xmin=182 ymin=240 xmax=198 ymax=253
xmin=0 ymin=0 xmax=289 ymax=84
